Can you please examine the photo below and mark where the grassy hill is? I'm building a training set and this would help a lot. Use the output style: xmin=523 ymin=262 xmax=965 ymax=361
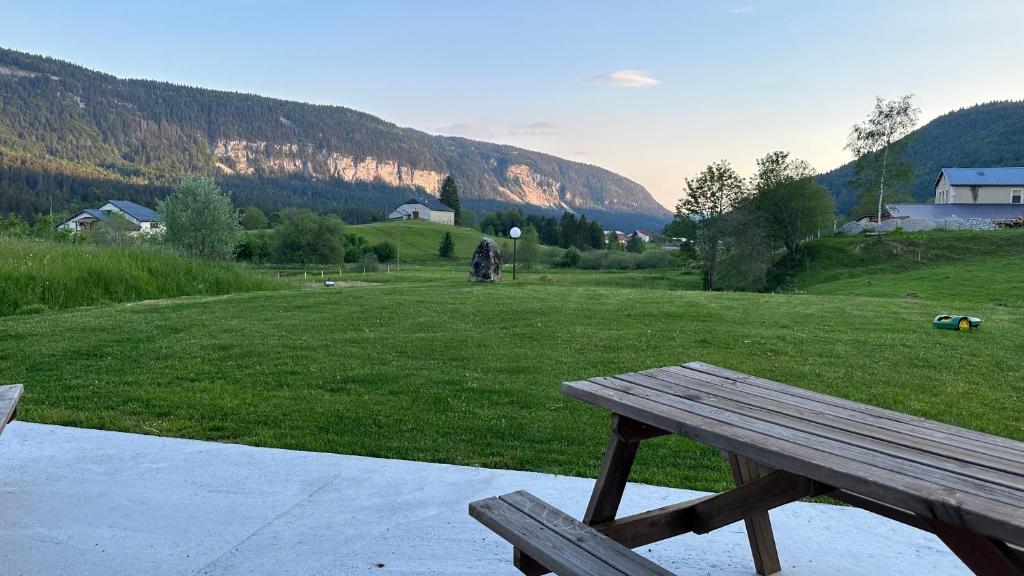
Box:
xmin=0 ymin=237 xmax=283 ymax=316
xmin=772 ymin=229 xmax=1024 ymax=307
xmin=349 ymin=220 xmax=563 ymax=265
xmin=818 ymin=100 xmax=1024 ymax=213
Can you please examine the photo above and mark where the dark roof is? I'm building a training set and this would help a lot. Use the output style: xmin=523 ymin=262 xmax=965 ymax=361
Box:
xmin=397 ymin=197 xmax=454 ymax=212
xmin=887 ymin=203 xmax=1024 ymax=221
xmin=57 ymin=208 xmax=141 ymax=230
xmin=107 ymin=200 xmax=161 ymax=222
xmin=936 ymin=167 xmax=1024 ymax=189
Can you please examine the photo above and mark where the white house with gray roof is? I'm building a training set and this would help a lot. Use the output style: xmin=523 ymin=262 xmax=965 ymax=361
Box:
xmin=934 ymin=167 xmax=1024 ymax=205
xmin=57 ymin=200 xmax=162 ymax=235
xmin=387 ymin=197 xmax=455 ymax=225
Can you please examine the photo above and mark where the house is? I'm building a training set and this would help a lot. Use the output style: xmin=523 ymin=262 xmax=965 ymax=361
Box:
xmin=629 ymin=230 xmax=654 ymax=243
xmin=934 ymin=167 xmax=1024 ymax=205
xmin=604 ymin=230 xmax=630 ymax=244
xmin=57 ymin=200 xmax=162 ymax=234
xmin=387 ymin=197 xmax=455 ymax=225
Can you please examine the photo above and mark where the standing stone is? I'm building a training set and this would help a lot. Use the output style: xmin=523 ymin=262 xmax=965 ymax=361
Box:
xmin=468 ymin=237 xmax=503 ymax=282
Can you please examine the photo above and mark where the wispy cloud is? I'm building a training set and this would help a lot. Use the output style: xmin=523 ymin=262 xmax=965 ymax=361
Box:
xmin=730 ymin=5 xmax=754 ymax=14
xmin=509 ymin=121 xmax=560 ymax=136
xmin=590 ymin=69 xmax=660 ymax=88
xmin=434 ymin=122 xmax=494 ymax=140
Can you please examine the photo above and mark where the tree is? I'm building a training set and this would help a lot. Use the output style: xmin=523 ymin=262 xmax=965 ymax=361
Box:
xmin=845 ymin=95 xmax=920 ymax=226
xmin=271 ymin=208 xmax=345 ymax=264
xmin=559 ymin=212 xmax=578 ymax=248
xmin=438 ymin=176 xmax=462 ymax=225
xmin=517 ymin=225 xmax=540 ymax=268
xmin=159 ymin=177 xmax=241 ymax=260
xmin=678 ymin=160 xmax=748 ymax=290
xmin=438 ymin=231 xmax=455 ymax=258
xmin=606 ymin=231 xmax=624 ymax=251
xmin=626 ymin=234 xmax=646 ymax=253
xmin=460 ymin=209 xmax=479 ymax=231
xmin=240 ymin=206 xmax=269 ymax=230
xmin=747 ymin=151 xmax=835 ymax=259
xmin=588 ymin=220 xmax=606 ymax=250
xmin=373 ymin=241 xmax=396 ymax=263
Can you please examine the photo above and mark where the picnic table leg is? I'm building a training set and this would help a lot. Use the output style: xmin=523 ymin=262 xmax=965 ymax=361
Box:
xmin=514 ymin=414 xmax=663 ymax=576
xmin=727 ymin=452 xmax=782 ymax=576
xmin=924 ymin=518 xmax=1024 ymax=575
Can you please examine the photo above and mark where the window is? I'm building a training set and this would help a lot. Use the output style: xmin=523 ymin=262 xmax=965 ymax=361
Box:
xmin=1013 ymin=189 xmax=1022 ymax=204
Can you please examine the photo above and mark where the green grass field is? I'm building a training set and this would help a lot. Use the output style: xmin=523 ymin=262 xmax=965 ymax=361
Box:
xmin=349 ymin=220 xmax=563 ymax=265
xmin=0 ymin=237 xmax=283 ymax=316
xmin=2 ymin=229 xmax=1022 ymax=492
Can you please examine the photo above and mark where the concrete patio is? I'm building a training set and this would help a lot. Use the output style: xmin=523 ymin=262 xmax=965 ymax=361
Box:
xmin=0 ymin=422 xmax=966 ymax=575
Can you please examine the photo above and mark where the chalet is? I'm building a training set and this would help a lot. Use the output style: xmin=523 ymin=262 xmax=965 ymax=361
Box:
xmin=387 ymin=197 xmax=455 ymax=225
xmin=629 ymin=230 xmax=654 ymax=243
xmin=57 ymin=200 xmax=162 ymax=234
xmin=934 ymin=167 xmax=1024 ymax=205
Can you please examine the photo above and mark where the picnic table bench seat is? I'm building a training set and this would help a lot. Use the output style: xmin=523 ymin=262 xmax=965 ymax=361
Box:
xmin=470 ymin=362 xmax=1024 ymax=576
xmin=470 ymin=491 xmax=673 ymax=576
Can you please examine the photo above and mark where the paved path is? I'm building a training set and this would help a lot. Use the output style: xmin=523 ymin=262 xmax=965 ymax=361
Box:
xmin=0 ymin=422 xmax=965 ymax=575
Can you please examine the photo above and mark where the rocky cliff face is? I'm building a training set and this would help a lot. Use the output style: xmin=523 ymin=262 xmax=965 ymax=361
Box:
xmin=213 ymin=139 xmax=446 ymax=193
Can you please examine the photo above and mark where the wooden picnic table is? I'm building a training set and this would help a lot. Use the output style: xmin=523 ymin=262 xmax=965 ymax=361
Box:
xmin=0 ymin=384 xmax=22 ymax=437
xmin=470 ymin=363 xmax=1024 ymax=575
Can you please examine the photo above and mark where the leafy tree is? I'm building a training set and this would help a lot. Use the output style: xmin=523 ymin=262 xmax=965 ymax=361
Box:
xmin=271 ymin=208 xmax=345 ymax=264
xmin=517 ymin=225 xmax=540 ymax=268
xmin=626 ymin=234 xmax=646 ymax=253
xmin=555 ymin=246 xmax=581 ymax=268
xmin=0 ymin=213 xmax=31 ymax=238
xmin=438 ymin=231 xmax=455 ymax=258
xmin=438 ymin=176 xmax=462 ymax=225
xmin=372 ymin=241 xmax=397 ymax=263
xmin=678 ymin=160 xmax=748 ymax=290
xmin=235 ymin=231 xmax=273 ymax=263
xmin=240 ymin=206 xmax=269 ymax=230
xmin=159 ymin=177 xmax=241 ymax=261
xmin=845 ymin=95 xmax=920 ymax=225
xmin=459 ymin=209 xmax=479 ymax=231
xmin=606 ymin=231 xmax=624 ymax=251
xmin=747 ymin=151 xmax=835 ymax=258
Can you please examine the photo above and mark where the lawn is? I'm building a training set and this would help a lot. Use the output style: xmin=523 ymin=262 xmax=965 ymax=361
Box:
xmin=349 ymin=220 xmax=563 ymax=265
xmin=2 ymin=261 xmax=1021 ymax=493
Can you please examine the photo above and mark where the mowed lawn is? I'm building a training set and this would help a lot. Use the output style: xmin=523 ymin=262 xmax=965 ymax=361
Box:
xmin=3 ymin=270 xmax=1022 ymax=492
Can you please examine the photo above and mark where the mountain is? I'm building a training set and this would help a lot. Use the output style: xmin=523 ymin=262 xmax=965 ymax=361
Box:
xmin=818 ymin=101 xmax=1024 ymax=214
xmin=0 ymin=47 xmax=670 ymax=230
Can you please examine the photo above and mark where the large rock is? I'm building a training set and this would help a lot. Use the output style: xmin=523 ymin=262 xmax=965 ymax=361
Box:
xmin=469 ymin=237 xmax=503 ymax=282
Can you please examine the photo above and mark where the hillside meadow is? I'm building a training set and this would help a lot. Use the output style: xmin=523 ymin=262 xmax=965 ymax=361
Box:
xmin=0 ymin=237 xmax=283 ymax=316
xmin=2 ymin=230 xmax=1022 ymax=492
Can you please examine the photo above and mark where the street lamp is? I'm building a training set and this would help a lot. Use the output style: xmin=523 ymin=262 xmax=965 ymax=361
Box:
xmin=509 ymin=226 xmax=522 ymax=280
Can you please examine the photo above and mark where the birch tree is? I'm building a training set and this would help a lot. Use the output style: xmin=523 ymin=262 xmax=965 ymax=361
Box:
xmin=678 ymin=160 xmax=747 ymax=290
xmin=845 ymin=95 xmax=920 ymax=226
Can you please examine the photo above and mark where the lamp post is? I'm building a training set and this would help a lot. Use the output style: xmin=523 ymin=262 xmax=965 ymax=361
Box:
xmin=509 ymin=226 xmax=521 ymax=280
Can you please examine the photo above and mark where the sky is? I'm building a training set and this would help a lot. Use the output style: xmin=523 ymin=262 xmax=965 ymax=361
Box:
xmin=3 ymin=0 xmax=1023 ymax=210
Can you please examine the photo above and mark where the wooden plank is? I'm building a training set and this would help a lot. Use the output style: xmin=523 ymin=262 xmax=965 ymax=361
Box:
xmin=728 ymin=453 xmax=782 ymax=576
xmin=592 ymin=376 xmax=1024 ymax=509
xmin=653 ymin=367 xmax=1024 ymax=477
xmin=596 ymin=470 xmax=824 ymax=548
xmin=829 ymin=490 xmax=930 ymax=532
xmin=584 ymin=415 xmax=641 ymax=525
xmin=470 ymin=496 xmax=625 ymax=576
xmin=682 ymin=362 xmax=1024 ymax=460
xmin=562 ymin=378 xmax=1024 ymax=547
xmin=0 ymin=384 xmax=24 ymax=437
xmin=620 ymin=371 xmax=1024 ymax=490
xmin=925 ymin=518 xmax=1024 ymax=575
xmin=501 ymin=491 xmax=675 ymax=576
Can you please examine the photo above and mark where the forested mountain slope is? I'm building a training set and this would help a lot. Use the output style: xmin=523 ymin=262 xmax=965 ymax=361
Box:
xmin=818 ymin=101 xmax=1024 ymax=213
xmin=0 ymin=47 xmax=669 ymax=228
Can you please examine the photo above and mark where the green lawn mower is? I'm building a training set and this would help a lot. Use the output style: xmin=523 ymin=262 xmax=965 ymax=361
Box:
xmin=933 ymin=314 xmax=982 ymax=331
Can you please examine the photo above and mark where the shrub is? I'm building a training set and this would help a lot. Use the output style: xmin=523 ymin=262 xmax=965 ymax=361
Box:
xmin=159 ymin=177 xmax=241 ymax=261
xmin=555 ymin=247 xmax=581 ymax=268
xmin=373 ymin=241 xmax=397 ymax=263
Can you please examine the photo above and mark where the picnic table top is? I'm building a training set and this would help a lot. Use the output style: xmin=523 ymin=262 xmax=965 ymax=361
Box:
xmin=563 ymin=362 xmax=1024 ymax=548
xmin=0 ymin=384 xmax=23 ymax=436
